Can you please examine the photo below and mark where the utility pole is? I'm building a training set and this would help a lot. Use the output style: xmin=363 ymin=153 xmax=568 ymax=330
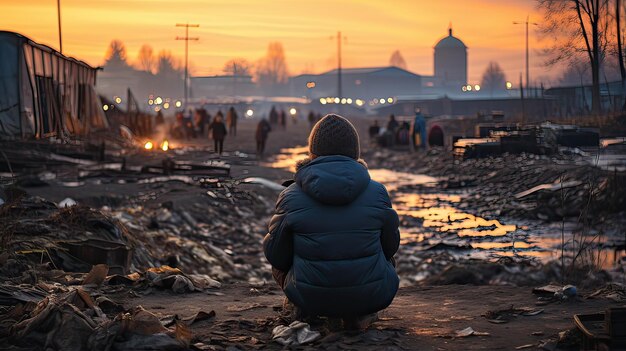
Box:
xmin=176 ymin=23 xmax=199 ymax=109
xmin=513 ymin=16 xmax=538 ymax=96
xmin=520 ymin=72 xmax=526 ymax=125
xmin=337 ymin=31 xmax=342 ymax=100
xmin=57 ymin=0 xmax=62 ymax=53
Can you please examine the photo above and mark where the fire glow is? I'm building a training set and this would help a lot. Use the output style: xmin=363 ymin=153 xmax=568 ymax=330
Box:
xmin=143 ymin=140 xmax=169 ymax=151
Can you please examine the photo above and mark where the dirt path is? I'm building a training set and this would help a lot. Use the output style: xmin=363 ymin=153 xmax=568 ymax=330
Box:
xmin=117 ymin=283 xmax=618 ymax=350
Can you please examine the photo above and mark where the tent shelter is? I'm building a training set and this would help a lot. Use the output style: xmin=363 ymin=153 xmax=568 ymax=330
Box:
xmin=0 ymin=31 xmax=108 ymax=139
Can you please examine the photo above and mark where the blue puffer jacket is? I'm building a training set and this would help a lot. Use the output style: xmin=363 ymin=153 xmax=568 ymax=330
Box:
xmin=263 ymin=155 xmax=400 ymax=317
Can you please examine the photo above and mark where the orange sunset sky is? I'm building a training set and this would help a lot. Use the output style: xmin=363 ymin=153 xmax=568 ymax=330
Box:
xmin=1 ymin=0 xmax=553 ymax=84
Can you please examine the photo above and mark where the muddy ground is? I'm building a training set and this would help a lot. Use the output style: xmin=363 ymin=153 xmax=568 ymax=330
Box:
xmin=1 ymin=117 xmax=625 ymax=350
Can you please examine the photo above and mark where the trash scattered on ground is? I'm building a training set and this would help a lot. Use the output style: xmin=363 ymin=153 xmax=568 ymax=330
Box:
xmin=272 ymin=320 xmax=321 ymax=345
xmin=588 ymin=283 xmax=626 ymax=302
xmin=483 ymin=305 xmax=544 ymax=324
xmin=455 ymin=326 xmax=490 ymax=337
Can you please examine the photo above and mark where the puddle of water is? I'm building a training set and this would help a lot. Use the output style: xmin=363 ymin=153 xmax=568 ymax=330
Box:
xmin=369 ymin=169 xmax=438 ymax=191
xmin=267 ymin=148 xmax=625 ymax=270
xmin=264 ymin=146 xmax=309 ymax=172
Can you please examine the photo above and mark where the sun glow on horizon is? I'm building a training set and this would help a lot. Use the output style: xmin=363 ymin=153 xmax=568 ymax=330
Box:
xmin=0 ymin=0 xmax=549 ymax=83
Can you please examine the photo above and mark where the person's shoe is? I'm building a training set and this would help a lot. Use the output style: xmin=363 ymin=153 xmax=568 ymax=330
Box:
xmin=342 ymin=313 xmax=379 ymax=331
xmin=281 ymin=297 xmax=305 ymax=321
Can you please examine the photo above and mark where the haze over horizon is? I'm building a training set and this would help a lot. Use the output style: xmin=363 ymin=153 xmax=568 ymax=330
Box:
xmin=1 ymin=0 xmax=553 ymax=85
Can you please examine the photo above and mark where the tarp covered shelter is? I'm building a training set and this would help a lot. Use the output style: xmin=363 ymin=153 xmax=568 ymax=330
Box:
xmin=0 ymin=31 xmax=108 ymax=139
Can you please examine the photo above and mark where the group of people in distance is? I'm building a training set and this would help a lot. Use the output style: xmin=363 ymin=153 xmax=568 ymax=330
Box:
xmin=168 ymin=105 xmax=325 ymax=157
xmin=172 ymin=106 xmax=238 ymax=154
xmin=369 ymin=110 xmax=428 ymax=150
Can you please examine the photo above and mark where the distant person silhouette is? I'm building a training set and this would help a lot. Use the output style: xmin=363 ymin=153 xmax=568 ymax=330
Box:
xmin=226 ymin=106 xmax=238 ymax=137
xmin=208 ymin=115 xmax=227 ymax=155
xmin=255 ymin=118 xmax=272 ymax=157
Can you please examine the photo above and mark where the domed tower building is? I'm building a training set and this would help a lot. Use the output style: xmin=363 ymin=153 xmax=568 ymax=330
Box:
xmin=434 ymin=27 xmax=467 ymax=92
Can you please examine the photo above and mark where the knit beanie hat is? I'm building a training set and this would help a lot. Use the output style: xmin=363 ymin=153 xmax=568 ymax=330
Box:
xmin=308 ymin=114 xmax=360 ymax=159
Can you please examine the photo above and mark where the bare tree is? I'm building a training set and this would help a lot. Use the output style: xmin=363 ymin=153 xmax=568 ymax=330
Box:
xmin=538 ymin=0 xmax=610 ymax=114
xmin=613 ymin=0 xmax=626 ymax=109
xmin=255 ymin=42 xmax=289 ymax=90
xmin=104 ymin=39 xmax=129 ymax=69
xmin=156 ymin=51 xmax=182 ymax=78
xmin=223 ymin=58 xmax=252 ymax=76
xmin=480 ymin=62 xmax=507 ymax=96
xmin=389 ymin=50 xmax=407 ymax=69
xmin=138 ymin=44 xmax=155 ymax=73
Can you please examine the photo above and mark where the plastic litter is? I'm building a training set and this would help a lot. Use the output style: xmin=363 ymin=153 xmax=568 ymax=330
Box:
xmin=272 ymin=321 xmax=321 ymax=346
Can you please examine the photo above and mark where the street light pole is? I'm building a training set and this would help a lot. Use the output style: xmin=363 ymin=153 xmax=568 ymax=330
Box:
xmin=57 ymin=0 xmax=62 ymax=53
xmin=513 ymin=16 xmax=538 ymax=96
xmin=176 ymin=23 xmax=199 ymax=109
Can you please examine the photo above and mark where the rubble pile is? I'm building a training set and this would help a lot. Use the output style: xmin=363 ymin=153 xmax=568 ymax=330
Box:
xmin=0 ymin=184 xmax=274 ymax=285
xmin=395 ymin=249 xmax=612 ymax=288
xmin=107 ymin=183 xmax=275 ymax=283
xmin=364 ymin=148 xmax=626 ymax=221
xmin=0 ymin=265 xmax=203 ymax=350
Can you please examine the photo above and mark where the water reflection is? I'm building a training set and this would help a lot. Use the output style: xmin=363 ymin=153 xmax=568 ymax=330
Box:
xmin=267 ymin=149 xmax=624 ymax=269
xmin=264 ymin=146 xmax=308 ymax=172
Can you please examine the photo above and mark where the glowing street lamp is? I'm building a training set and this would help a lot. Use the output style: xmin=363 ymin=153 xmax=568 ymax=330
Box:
xmin=506 ymin=81 xmax=513 ymax=90
xmin=289 ymin=108 xmax=297 ymax=115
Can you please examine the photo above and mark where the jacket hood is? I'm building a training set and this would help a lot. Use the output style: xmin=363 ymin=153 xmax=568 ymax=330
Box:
xmin=295 ymin=156 xmax=370 ymax=205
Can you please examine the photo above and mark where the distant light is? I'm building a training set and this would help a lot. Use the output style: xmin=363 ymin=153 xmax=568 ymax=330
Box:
xmin=474 ymin=85 xmax=481 ymax=91
xmin=114 ymin=97 xmax=122 ymax=104
xmin=466 ymin=85 xmax=472 ymax=91
xmin=289 ymin=108 xmax=297 ymax=115
xmin=462 ymin=86 xmax=467 ymax=92
xmin=319 ymin=98 xmax=327 ymax=104
xmin=161 ymin=140 xmax=169 ymax=151
xmin=163 ymin=102 xmax=170 ymax=109
xmin=379 ymin=98 xmax=385 ymax=104
xmin=387 ymin=97 xmax=393 ymax=103
xmin=347 ymin=98 xmax=353 ymax=104
xmin=155 ymin=96 xmax=163 ymax=105
xmin=102 ymin=104 xmax=109 ymax=111
xmin=154 ymin=106 xmax=161 ymax=112
xmin=148 ymin=99 xmax=154 ymax=105
xmin=306 ymin=81 xmax=316 ymax=88
xmin=246 ymin=109 xmax=254 ymax=117
xmin=175 ymin=100 xmax=182 ymax=108
xmin=334 ymin=97 xmax=340 ymax=104
xmin=326 ymin=97 xmax=333 ymax=103
xmin=144 ymin=141 xmax=153 ymax=150
xmin=341 ymin=98 xmax=347 ymax=104
xmin=355 ymin=99 xmax=364 ymax=106
xmin=506 ymin=81 xmax=513 ymax=89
